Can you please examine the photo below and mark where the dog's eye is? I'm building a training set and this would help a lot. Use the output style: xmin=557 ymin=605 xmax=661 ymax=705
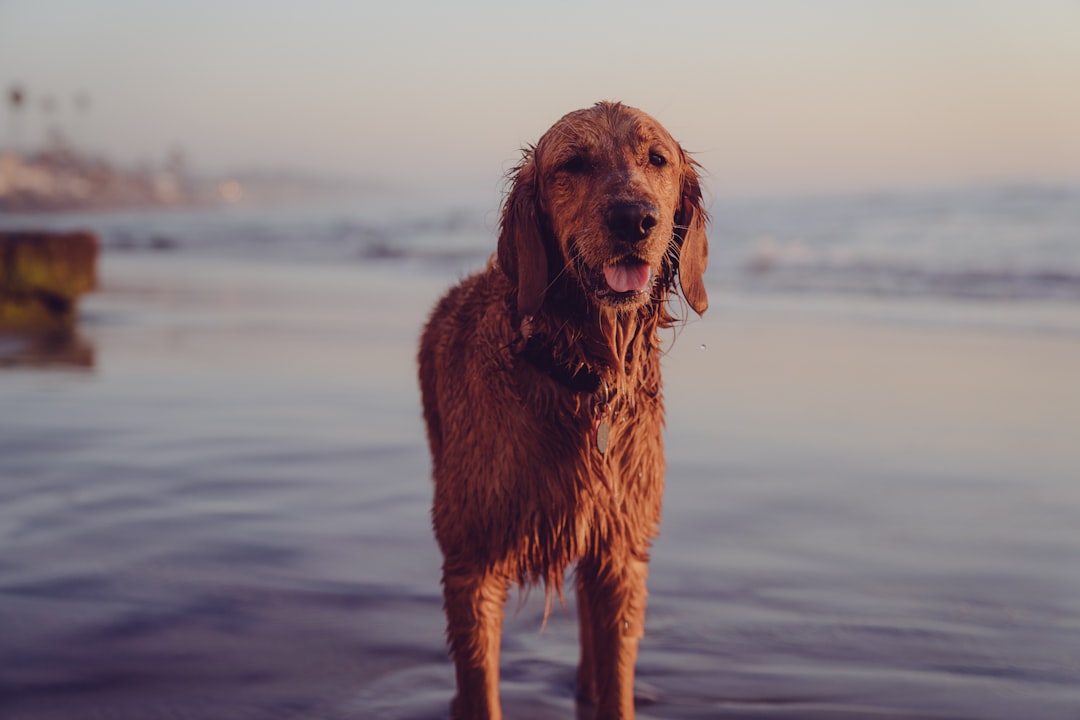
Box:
xmin=648 ymin=152 xmax=668 ymax=168
xmin=558 ymin=155 xmax=590 ymax=174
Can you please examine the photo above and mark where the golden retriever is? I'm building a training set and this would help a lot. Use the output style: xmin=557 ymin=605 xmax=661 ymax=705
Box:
xmin=418 ymin=100 xmax=708 ymax=719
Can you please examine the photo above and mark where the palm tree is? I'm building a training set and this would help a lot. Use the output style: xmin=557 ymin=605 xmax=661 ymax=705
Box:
xmin=8 ymin=84 xmax=26 ymax=154
xmin=74 ymin=91 xmax=91 ymax=154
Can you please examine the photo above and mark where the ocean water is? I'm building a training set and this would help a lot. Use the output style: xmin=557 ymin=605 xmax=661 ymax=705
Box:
xmin=1 ymin=184 xmax=1079 ymax=719
xmin=7 ymin=182 xmax=1080 ymax=304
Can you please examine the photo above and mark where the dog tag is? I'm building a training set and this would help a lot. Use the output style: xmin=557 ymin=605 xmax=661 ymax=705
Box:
xmin=595 ymin=418 xmax=610 ymax=455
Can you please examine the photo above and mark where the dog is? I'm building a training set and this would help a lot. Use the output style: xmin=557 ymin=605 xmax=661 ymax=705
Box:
xmin=418 ymin=101 xmax=708 ymax=719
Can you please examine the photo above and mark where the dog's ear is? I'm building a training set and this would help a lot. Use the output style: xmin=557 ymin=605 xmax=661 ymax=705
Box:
xmin=497 ymin=151 xmax=549 ymax=319
xmin=675 ymin=153 xmax=709 ymax=315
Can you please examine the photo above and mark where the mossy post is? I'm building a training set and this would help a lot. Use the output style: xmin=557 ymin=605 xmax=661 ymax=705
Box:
xmin=0 ymin=231 xmax=99 ymax=328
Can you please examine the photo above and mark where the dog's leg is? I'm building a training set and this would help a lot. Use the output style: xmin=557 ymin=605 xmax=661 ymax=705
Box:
xmin=575 ymin=557 xmax=649 ymax=719
xmin=575 ymin=577 xmax=599 ymax=704
xmin=442 ymin=568 xmax=508 ymax=720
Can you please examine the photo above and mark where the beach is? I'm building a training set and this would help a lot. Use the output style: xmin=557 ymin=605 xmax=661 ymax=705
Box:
xmin=2 ymin=191 xmax=1080 ymax=719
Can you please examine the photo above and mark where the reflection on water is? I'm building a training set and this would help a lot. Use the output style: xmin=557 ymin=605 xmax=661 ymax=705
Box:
xmin=0 ymin=326 xmax=95 ymax=369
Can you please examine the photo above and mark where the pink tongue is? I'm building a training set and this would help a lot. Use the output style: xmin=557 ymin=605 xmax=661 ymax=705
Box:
xmin=603 ymin=262 xmax=652 ymax=293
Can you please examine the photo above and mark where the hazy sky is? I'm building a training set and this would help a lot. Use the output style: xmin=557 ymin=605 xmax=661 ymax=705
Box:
xmin=2 ymin=0 xmax=1079 ymax=193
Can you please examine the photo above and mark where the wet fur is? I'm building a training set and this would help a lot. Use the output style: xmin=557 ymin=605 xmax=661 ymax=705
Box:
xmin=418 ymin=101 xmax=708 ymax=719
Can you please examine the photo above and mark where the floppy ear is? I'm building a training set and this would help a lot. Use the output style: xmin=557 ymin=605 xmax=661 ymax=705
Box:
xmin=675 ymin=154 xmax=709 ymax=315
xmin=497 ymin=151 xmax=549 ymax=319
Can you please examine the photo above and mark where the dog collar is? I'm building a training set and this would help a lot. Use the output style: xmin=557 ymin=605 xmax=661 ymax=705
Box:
xmin=520 ymin=335 xmax=602 ymax=395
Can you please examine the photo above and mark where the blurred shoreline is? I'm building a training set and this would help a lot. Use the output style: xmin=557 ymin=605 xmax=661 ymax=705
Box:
xmin=0 ymin=145 xmax=224 ymax=212
xmin=0 ymin=146 xmax=384 ymax=213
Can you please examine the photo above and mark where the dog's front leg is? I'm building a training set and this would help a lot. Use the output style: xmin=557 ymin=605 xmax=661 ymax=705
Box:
xmin=575 ymin=556 xmax=649 ymax=719
xmin=442 ymin=567 xmax=508 ymax=720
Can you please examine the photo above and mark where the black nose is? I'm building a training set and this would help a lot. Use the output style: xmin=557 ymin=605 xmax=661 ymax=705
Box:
xmin=606 ymin=200 xmax=659 ymax=243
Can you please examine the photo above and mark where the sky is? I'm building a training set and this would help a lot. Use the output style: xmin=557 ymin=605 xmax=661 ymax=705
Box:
xmin=2 ymin=0 xmax=1079 ymax=194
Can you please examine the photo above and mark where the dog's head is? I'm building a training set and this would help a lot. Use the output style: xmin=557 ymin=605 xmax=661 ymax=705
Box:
xmin=498 ymin=101 xmax=709 ymax=320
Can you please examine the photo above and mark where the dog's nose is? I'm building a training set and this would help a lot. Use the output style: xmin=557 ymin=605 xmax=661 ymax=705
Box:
xmin=606 ymin=200 xmax=659 ymax=243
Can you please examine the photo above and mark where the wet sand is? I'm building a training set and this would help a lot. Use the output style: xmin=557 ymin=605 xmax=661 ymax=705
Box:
xmin=2 ymin=253 xmax=1079 ymax=719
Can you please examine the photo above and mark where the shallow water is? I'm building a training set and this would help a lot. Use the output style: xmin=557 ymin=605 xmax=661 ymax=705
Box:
xmin=3 ymin=198 xmax=1080 ymax=718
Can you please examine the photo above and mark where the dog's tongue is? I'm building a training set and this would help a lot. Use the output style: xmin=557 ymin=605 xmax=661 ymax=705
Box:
xmin=603 ymin=261 xmax=652 ymax=293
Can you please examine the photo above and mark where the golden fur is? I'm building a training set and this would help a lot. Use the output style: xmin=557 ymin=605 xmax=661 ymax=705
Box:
xmin=418 ymin=101 xmax=708 ymax=719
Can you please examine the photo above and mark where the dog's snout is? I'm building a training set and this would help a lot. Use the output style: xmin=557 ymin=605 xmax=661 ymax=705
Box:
xmin=606 ymin=200 xmax=659 ymax=243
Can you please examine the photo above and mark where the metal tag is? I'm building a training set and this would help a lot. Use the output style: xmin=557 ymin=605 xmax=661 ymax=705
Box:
xmin=595 ymin=418 xmax=610 ymax=455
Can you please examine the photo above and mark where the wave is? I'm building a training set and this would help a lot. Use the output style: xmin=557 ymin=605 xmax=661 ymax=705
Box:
xmin=734 ymin=258 xmax=1080 ymax=302
xmin=5 ymin=183 xmax=1078 ymax=305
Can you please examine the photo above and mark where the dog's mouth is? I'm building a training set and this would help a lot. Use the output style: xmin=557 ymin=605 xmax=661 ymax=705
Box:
xmin=591 ymin=258 xmax=654 ymax=305
xmin=603 ymin=260 xmax=652 ymax=293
